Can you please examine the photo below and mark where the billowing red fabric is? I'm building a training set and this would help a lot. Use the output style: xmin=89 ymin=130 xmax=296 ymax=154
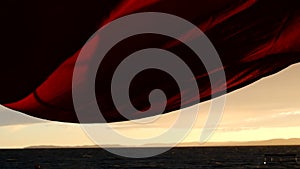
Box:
xmin=2 ymin=0 xmax=300 ymax=123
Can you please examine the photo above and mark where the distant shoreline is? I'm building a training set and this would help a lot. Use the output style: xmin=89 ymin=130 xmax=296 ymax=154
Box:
xmin=17 ymin=138 xmax=300 ymax=149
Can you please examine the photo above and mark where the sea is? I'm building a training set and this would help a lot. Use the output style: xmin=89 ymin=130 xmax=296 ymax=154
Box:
xmin=1 ymin=146 xmax=299 ymax=169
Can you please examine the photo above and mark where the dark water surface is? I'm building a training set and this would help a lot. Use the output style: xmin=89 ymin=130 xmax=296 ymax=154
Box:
xmin=0 ymin=146 xmax=299 ymax=169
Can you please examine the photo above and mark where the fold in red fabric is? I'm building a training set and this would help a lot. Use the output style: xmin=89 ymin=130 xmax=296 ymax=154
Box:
xmin=2 ymin=0 xmax=300 ymax=123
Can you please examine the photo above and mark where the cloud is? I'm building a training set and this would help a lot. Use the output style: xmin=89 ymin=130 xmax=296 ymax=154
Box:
xmin=2 ymin=124 xmax=28 ymax=132
xmin=273 ymin=111 xmax=300 ymax=117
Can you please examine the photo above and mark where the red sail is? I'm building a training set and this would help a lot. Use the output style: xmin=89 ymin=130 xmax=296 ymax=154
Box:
xmin=2 ymin=0 xmax=300 ymax=123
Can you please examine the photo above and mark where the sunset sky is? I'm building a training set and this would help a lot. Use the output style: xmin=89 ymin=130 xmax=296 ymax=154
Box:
xmin=0 ymin=63 xmax=299 ymax=148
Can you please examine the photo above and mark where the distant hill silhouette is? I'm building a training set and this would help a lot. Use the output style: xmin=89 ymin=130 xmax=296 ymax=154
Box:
xmin=172 ymin=138 xmax=300 ymax=147
xmin=25 ymin=138 xmax=300 ymax=149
